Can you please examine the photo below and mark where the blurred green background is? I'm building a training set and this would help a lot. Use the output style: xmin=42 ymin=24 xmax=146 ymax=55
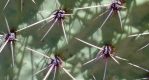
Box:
xmin=0 ymin=0 xmax=149 ymax=80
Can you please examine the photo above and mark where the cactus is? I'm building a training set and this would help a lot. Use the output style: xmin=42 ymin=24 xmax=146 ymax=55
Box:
xmin=0 ymin=0 xmax=149 ymax=80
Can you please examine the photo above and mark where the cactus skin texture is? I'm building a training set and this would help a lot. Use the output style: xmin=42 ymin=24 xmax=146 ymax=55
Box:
xmin=0 ymin=0 xmax=149 ymax=80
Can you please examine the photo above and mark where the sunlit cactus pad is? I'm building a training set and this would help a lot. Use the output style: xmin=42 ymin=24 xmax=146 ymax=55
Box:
xmin=0 ymin=0 xmax=149 ymax=80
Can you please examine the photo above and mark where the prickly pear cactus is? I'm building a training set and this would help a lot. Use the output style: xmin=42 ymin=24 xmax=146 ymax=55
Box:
xmin=0 ymin=0 xmax=149 ymax=80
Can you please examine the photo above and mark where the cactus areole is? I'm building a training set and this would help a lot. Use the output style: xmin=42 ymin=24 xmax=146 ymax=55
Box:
xmin=101 ymin=44 xmax=114 ymax=59
xmin=54 ymin=9 xmax=65 ymax=20
xmin=5 ymin=30 xmax=16 ymax=42
xmin=110 ymin=1 xmax=122 ymax=11
xmin=49 ymin=56 xmax=62 ymax=67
